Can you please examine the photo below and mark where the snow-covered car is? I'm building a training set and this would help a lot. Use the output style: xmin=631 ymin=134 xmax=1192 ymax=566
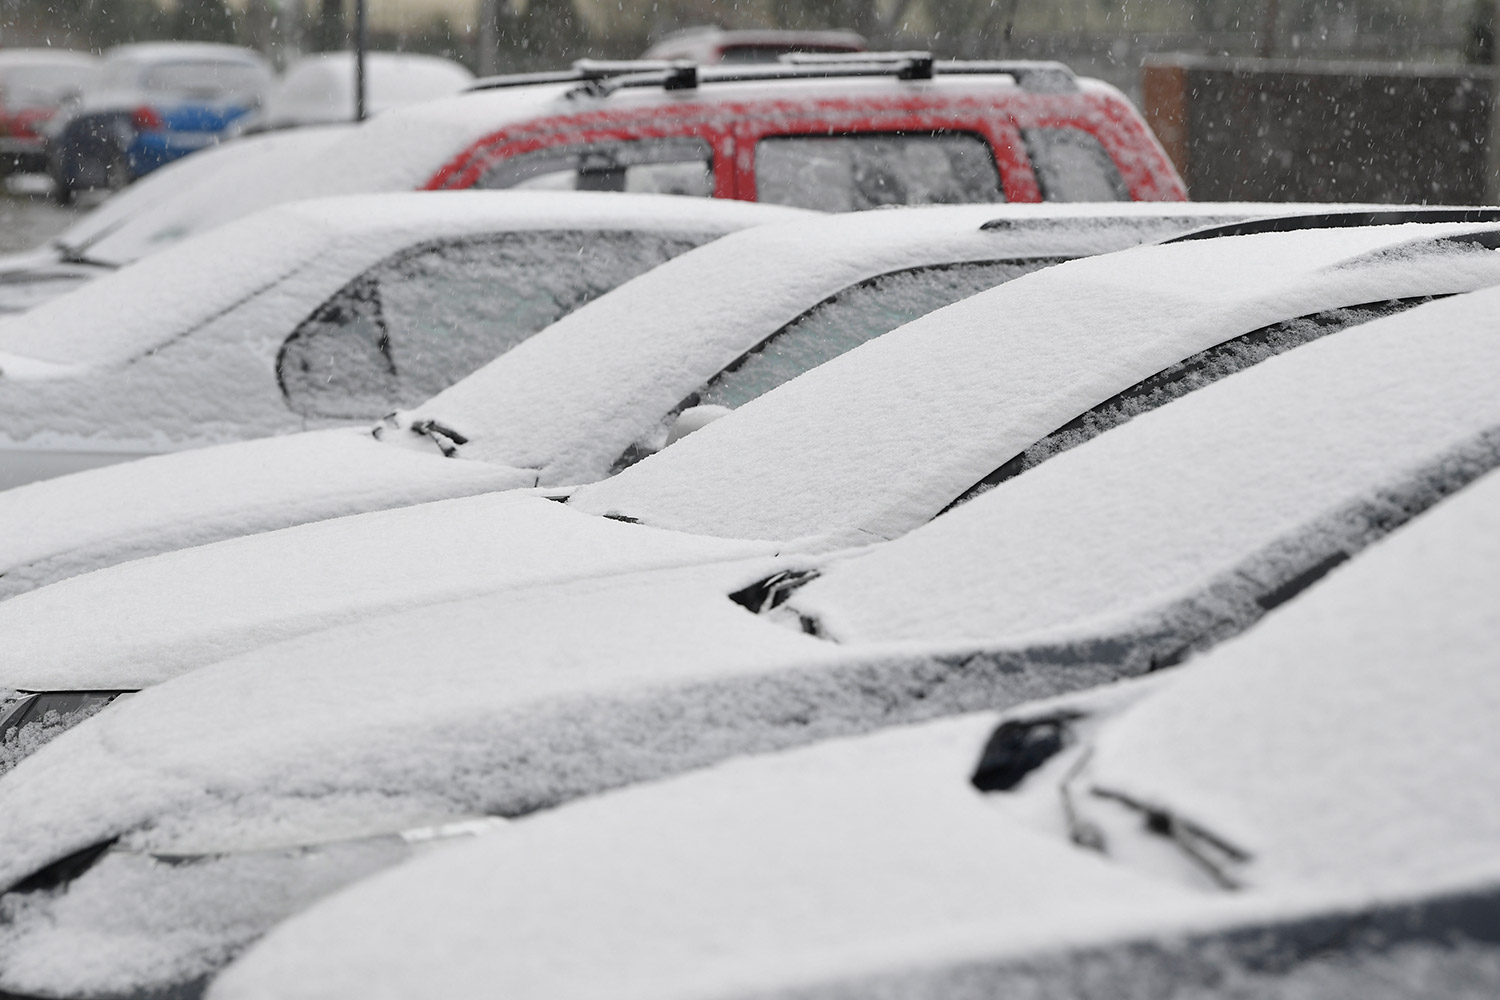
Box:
xmin=46 ymin=42 xmax=273 ymax=202
xmin=203 ymin=452 xmax=1500 ymax=1000
xmin=0 ymin=49 xmax=99 ymax=176
xmin=3 ymin=54 xmax=1187 ymax=292
xmin=4 ymin=219 xmax=1499 ymax=694
xmin=0 ymin=124 xmax=351 ymax=314
xmin=0 ymin=190 xmax=802 ymax=489
xmin=252 ymin=52 xmax=474 ymax=131
xmin=0 ymin=204 xmax=1253 ymax=598
xmin=3 ymin=285 xmax=1499 ymax=998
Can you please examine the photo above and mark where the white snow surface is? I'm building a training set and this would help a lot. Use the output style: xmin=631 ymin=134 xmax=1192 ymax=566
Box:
xmin=261 ymin=52 xmax=474 ymax=128
xmin=0 ymin=428 xmax=536 ymax=601
xmin=380 ymin=203 xmax=1262 ymax=484
xmin=1075 ymin=463 xmax=1500 ymax=894
xmin=49 ymin=126 xmax=352 ymax=266
xmin=209 ymin=473 xmax=1500 ymax=999
xmin=0 ymin=492 xmax=775 ymax=690
xmin=571 ymin=222 xmax=1500 ymax=546
xmin=788 ymin=287 xmax=1500 ymax=643
xmin=207 ymin=715 xmax=1209 ymax=1000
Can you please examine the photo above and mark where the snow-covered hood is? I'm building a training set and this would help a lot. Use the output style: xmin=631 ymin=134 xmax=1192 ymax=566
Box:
xmin=0 ymin=427 xmax=538 ymax=601
xmin=0 ymin=492 xmax=776 ymax=691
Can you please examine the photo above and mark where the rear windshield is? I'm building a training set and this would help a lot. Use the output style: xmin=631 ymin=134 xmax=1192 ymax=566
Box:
xmin=142 ymin=60 xmax=265 ymax=98
xmin=278 ymin=228 xmax=711 ymax=419
xmin=0 ymin=65 xmax=92 ymax=108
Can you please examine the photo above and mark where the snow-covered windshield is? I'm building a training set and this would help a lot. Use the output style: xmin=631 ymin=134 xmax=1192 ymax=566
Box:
xmin=696 ymin=258 xmax=1061 ymax=411
xmin=278 ymin=228 xmax=710 ymax=418
xmin=0 ymin=64 xmax=91 ymax=109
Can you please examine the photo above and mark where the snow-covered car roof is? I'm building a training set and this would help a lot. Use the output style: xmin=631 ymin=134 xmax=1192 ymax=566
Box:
xmin=1 ymin=288 xmax=1497 ymax=1000
xmin=0 ymin=190 xmax=800 ymax=479
xmin=0 ymin=190 xmax=798 ymax=371
xmin=569 ymin=220 xmax=1500 ymax=547
xmin=0 ymin=203 xmax=1238 ymax=598
xmin=260 ymin=52 xmax=474 ymax=129
xmin=4 ymin=223 xmax=1500 ymax=692
xmin=207 ymin=457 xmax=1500 ymax=1000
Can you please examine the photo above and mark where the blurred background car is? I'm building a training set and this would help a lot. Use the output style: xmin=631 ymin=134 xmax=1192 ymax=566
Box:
xmin=641 ymin=26 xmax=867 ymax=63
xmin=0 ymin=49 xmax=98 ymax=178
xmin=45 ymin=42 xmax=272 ymax=204
xmin=249 ymin=51 xmax=473 ymax=131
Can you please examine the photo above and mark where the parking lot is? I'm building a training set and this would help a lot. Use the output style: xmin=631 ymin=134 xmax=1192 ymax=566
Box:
xmin=1 ymin=22 xmax=1499 ymax=1000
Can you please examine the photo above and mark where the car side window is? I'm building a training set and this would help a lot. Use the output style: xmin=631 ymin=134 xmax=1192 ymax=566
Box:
xmin=939 ymin=299 xmax=1429 ymax=514
xmin=755 ymin=132 xmax=1005 ymax=211
xmin=476 ymin=138 xmax=714 ymax=197
xmin=1020 ymin=127 xmax=1130 ymax=202
xmin=278 ymin=229 xmax=710 ymax=419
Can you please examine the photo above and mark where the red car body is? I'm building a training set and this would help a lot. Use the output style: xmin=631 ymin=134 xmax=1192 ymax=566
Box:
xmin=423 ymin=64 xmax=1187 ymax=206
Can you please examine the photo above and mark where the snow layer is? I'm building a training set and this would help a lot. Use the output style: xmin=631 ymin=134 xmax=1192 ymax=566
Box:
xmin=789 ymin=287 xmax=1500 ymax=643
xmin=0 ymin=428 xmax=536 ymax=600
xmin=399 ymin=203 xmax=1258 ymax=485
xmin=209 ymin=469 xmax=1500 ymax=1000
xmin=571 ymin=222 xmax=1500 ymax=547
xmin=1074 ymin=463 xmax=1500 ymax=894
xmin=49 ymin=126 xmax=352 ymax=267
xmin=0 ymin=191 xmax=793 ymax=454
xmin=0 ymin=493 xmax=774 ymax=690
xmin=206 ymin=715 xmax=1208 ymax=1000
xmin=261 ymin=52 xmax=473 ymax=128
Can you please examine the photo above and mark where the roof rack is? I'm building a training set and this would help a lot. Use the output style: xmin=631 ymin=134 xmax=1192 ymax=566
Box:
xmin=467 ymin=53 xmax=1078 ymax=98
xmin=1164 ymin=208 xmax=1500 ymax=243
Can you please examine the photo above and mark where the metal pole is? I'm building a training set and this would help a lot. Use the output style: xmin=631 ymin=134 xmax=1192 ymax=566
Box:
xmin=354 ymin=0 xmax=368 ymax=121
xmin=1259 ymin=0 xmax=1278 ymax=59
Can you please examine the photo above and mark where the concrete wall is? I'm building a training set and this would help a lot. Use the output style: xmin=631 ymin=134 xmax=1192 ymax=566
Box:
xmin=1142 ymin=55 xmax=1496 ymax=204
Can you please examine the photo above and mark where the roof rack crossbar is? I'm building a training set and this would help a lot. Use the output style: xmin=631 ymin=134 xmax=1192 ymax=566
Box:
xmin=472 ymin=54 xmax=1075 ymax=98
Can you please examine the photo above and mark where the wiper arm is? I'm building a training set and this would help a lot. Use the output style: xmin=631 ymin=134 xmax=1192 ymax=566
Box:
xmin=372 ymin=413 xmax=469 ymax=457
xmin=53 ymin=244 xmax=119 ymax=270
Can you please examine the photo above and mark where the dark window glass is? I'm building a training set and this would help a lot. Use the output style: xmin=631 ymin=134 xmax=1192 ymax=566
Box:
xmin=942 ymin=299 xmax=1429 ymax=513
xmin=755 ymin=132 xmax=1005 ymax=211
xmin=278 ymin=229 xmax=708 ymax=419
xmin=1021 ymin=127 xmax=1130 ymax=202
xmin=476 ymin=138 xmax=714 ymax=197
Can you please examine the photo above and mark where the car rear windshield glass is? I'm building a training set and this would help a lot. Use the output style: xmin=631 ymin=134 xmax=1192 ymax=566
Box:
xmin=278 ymin=228 xmax=709 ymax=419
xmin=941 ymin=299 xmax=1427 ymax=514
xmin=1021 ymin=127 xmax=1130 ymax=202
xmin=699 ymin=259 xmax=1061 ymax=410
xmin=478 ymin=138 xmax=713 ymax=197
xmin=755 ymin=131 xmax=1005 ymax=211
xmin=0 ymin=66 xmax=90 ymax=108
xmin=142 ymin=61 xmax=264 ymax=98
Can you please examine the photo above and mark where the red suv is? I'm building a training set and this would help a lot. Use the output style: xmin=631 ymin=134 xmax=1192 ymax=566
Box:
xmin=422 ymin=56 xmax=1186 ymax=209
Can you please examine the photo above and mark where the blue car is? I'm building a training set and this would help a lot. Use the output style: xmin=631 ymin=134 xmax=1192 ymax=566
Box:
xmin=47 ymin=42 xmax=271 ymax=203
